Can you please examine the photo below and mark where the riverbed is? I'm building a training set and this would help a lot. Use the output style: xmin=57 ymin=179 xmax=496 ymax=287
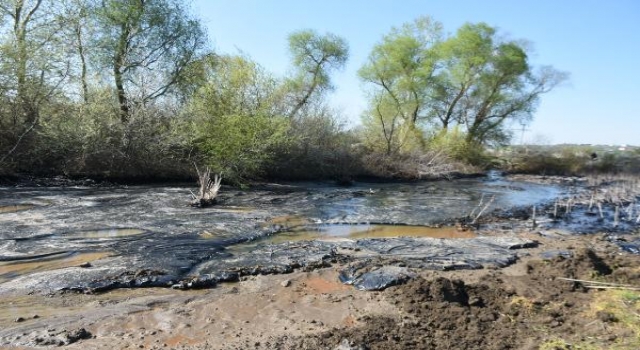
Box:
xmin=0 ymin=176 xmax=561 ymax=293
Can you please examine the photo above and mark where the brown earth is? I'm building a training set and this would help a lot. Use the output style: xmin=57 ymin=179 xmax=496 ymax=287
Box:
xmin=1 ymin=233 xmax=639 ymax=350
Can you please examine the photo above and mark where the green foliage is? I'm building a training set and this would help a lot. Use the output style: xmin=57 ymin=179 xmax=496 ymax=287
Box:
xmin=359 ymin=17 xmax=442 ymax=153
xmin=288 ymin=29 xmax=349 ymax=88
xmin=360 ymin=16 xmax=568 ymax=157
xmin=286 ymin=29 xmax=349 ymax=118
xmin=0 ymin=5 xmax=573 ymax=182
xmin=428 ymin=127 xmax=474 ymax=161
xmin=268 ymin=106 xmax=360 ymax=180
xmin=185 ymin=54 xmax=290 ymax=181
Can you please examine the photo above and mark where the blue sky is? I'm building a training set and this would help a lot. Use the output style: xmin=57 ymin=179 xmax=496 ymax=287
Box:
xmin=192 ymin=0 xmax=639 ymax=146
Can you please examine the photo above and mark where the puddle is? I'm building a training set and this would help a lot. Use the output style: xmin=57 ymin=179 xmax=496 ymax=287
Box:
xmin=259 ymin=224 xmax=476 ymax=245
xmin=62 ymin=228 xmax=146 ymax=239
xmin=0 ymin=205 xmax=34 ymax=214
xmin=0 ymin=251 xmax=112 ymax=283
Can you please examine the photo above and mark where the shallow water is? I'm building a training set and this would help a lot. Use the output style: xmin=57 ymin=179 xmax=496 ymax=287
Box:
xmin=0 ymin=251 xmax=111 ymax=283
xmin=0 ymin=176 xmax=562 ymax=287
xmin=61 ymin=228 xmax=146 ymax=240
xmin=263 ymin=224 xmax=476 ymax=244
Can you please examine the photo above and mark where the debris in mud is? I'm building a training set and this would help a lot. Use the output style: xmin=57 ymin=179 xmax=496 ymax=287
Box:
xmin=540 ymin=250 xmax=574 ymax=260
xmin=32 ymin=236 xmax=539 ymax=293
xmin=33 ymin=328 xmax=92 ymax=346
xmin=339 ymin=264 xmax=415 ymax=291
xmin=1 ymin=174 xmax=637 ymax=296
xmin=605 ymin=234 xmax=640 ymax=254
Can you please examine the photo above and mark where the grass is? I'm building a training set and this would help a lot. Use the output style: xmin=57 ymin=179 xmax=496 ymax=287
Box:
xmin=585 ymin=289 xmax=640 ymax=350
xmin=539 ymin=338 xmax=600 ymax=350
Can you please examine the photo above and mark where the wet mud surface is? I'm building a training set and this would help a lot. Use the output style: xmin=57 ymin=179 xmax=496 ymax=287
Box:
xmin=1 ymin=235 xmax=639 ymax=349
xmin=0 ymin=177 xmax=563 ymax=294
xmin=0 ymin=174 xmax=639 ymax=348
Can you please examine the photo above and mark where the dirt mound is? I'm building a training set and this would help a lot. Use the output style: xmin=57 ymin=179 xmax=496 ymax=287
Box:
xmin=284 ymin=249 xmax=639 ymax=350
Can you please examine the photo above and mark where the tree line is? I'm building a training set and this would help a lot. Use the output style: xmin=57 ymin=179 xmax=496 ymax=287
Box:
xmin=0 ymin=1 xmax=567 ymax=182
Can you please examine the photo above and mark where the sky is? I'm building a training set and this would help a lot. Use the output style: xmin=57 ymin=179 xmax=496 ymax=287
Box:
xmin=192 ymin=0 xmax=640 ymax=146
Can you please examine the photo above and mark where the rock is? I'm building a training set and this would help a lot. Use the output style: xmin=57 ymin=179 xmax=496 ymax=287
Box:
xmin=32 ymin=328 xmax=92 ymax=346
xmin=281 ymin=279 xmax=291 ymax=287
xmin=334 ymin=338 xmax=366 ymax=350
xmin=14 ymin=317 xmax=25 ymax=323
xmin=65 ymin=328 xmax=92 ymax=344
xmin=78 ymin=262 xmax=92 ymax=268
xmin=540 ymin=250 xmax=573 ymax=260
xmin=354 ymin=266 xmax=414 ymax=291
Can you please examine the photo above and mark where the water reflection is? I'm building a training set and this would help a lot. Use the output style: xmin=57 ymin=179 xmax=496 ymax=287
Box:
xmin=0 ymin=251 xmax=111 ymax=282
xmin=62 ymin=228 xmax=146 ymax=239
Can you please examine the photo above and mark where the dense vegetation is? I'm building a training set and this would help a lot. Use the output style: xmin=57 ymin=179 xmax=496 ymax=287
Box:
xmin=0 ymin=1 xmax=569 ymax=183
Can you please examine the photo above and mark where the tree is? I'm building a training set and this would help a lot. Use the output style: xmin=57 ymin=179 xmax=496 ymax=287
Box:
xmin=360 ymin=17 xmax=568 ymax=154
xmin=358 ymin=17 xmax=443 ymax=152
xmin=185 ymin=54 xmax=289 ymax=180
xmin=0 ymin=0 xmax=68 ymax=164
xmin=433 ymin=23 xmax=568 ymax=146
xmin=60 ymin=0 xmax=91 ymax=103
xmin=285 ymin=29 xmax=348 ymax=119
xmin=92 ymin=0 xmax=206 ymax=122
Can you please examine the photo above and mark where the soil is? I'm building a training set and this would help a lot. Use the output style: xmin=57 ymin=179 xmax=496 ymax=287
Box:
xmin=1 ymin=232 xmax=639 ymax=350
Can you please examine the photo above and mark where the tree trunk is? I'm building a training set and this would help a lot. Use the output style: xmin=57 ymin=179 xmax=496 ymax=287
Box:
xmin=75 ymin=24 xmax=89 ymax=104
xmin=114 ymin=23 xmax=131 ymax=123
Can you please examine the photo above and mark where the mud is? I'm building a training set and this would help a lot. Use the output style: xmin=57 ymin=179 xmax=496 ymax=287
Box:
xmin=0 ymin=174 xmax=639 ymax=349
xmin=0 ymin=176 xmax=563 ymax=294
xmin=185 ymin=236 xmax=535 ymax=292
xmin=281 ymin=246 xmax=640 ymax=350
xmin=1 ymin=234 xmax=638 ymax=349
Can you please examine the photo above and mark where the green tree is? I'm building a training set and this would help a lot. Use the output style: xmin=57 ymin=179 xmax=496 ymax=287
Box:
xmin=360 ymin=17 xmax=568 ymax=155
xmin=285 ymin=29 xmax=348 ymax=119
xmin=92 ymin=0 xmax=206 ymax=122
xmin=0 ymin=0 xmax=67 ymax=164
xmin=434 ymin=23 xmax=568 ymax=146
xmin=185 ymin=54 xmax=289 ymax=180
xmin=358 ymin=17 xmax=443 ymax=153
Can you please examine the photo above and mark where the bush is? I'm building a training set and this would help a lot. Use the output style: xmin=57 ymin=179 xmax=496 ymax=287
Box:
xmin=267 ymin=107 xmax=361 ymax=181
xmin=360 ymin=149 xmax=475 ymax=179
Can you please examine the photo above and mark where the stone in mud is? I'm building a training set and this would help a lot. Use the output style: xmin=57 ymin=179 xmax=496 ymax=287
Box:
xmin=334 ymin=338 xmax=367 ymax=350
xmin=33 ymin=328 xmax=92 ymax=346
xmin=341 ymin=265 xmax=415 ymax=291
xmin=540 ymin=250 xmax=574 ymax=260
xmin=605 ymin=234 xmax=640 ymax=255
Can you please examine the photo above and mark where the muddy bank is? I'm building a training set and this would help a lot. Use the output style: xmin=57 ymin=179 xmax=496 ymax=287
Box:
xmin=1 ymin=235 xmax=639 ymax=349
xmin=1 ymin=174 xmax=639 ymax=295
xmin=0 ymin=176 xmax=564 ymax=294
xmin=279 ymin=245 xmax=640 ymax=350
